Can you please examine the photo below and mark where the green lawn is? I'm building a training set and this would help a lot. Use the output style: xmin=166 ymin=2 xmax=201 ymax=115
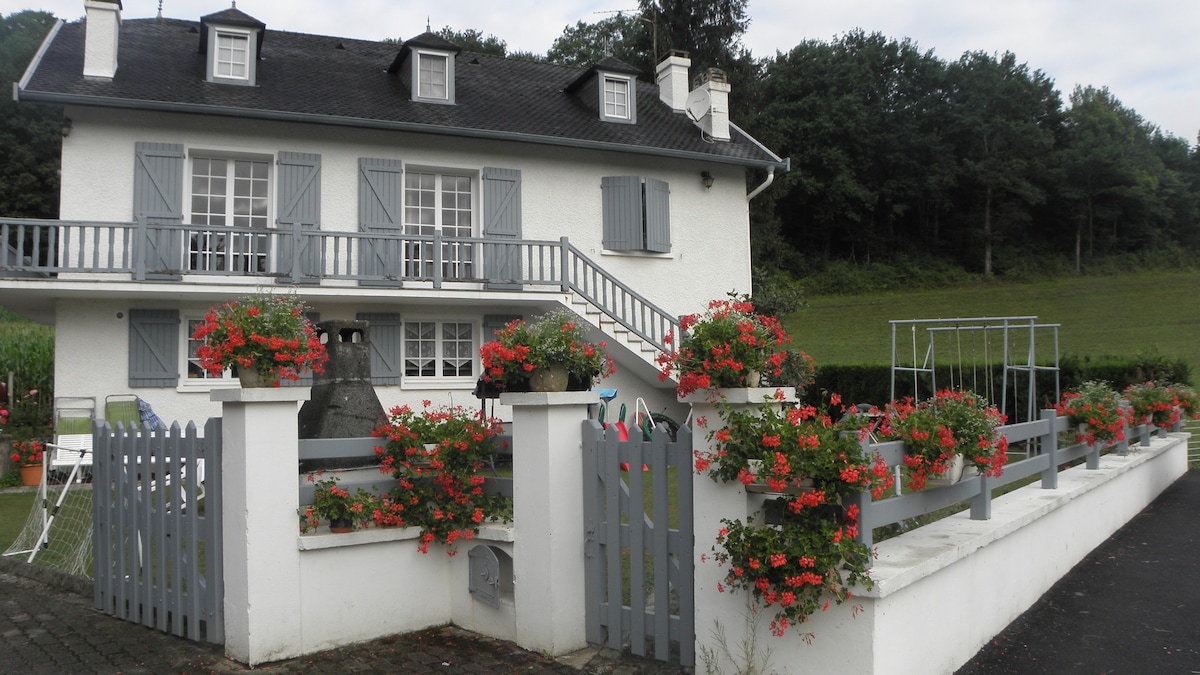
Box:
xmin=786 ymin=269 xmax=1200 ymax=380
xmin=0 ymin=490 xmax=36 ymax=551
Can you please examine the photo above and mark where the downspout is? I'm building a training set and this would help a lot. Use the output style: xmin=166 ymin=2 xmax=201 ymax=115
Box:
xmin=746 ymin=166 xmax=775 ymax=201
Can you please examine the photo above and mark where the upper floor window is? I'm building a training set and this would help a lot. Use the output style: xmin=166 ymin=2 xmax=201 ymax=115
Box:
xmin=404 ymin=171 xmax=474 ymax=278
xmin=189 ymin=156 xmax=271 ymax=272
xmin=418 ymin=53 xmax=449 ymax=100
xmin=215 ymin=32 xmax=250 ymax=80
xmin=603 ymin=76 xmax=630 ymax=119
xmin=601 ymin=175 xmax=671 ymax=253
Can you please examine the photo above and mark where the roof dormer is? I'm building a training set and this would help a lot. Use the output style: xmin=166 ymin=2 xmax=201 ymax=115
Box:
xmin=565 ymin=56 xmax=641 ymax=125
xmin=387 ymin=31 xmax=462 ymax=104
xmin=199 ymin=5 xmax=265 ymax=86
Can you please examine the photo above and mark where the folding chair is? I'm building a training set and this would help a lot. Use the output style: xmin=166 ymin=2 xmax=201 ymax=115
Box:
xmin=50 ymin=397 xmax=96 ymax=482
xmin=105 ymin=394 xmax=140 ymax=432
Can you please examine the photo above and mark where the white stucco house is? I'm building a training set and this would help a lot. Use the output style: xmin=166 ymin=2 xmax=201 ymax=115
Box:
xmin=4 ymin=0 xmax=787 ymax=426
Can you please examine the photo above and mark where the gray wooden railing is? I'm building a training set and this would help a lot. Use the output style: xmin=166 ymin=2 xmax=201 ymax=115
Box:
xmin=851 ymin=409 xmax=1179 ymax=552
xmin=0 ymin=218 xmax=679 ymax=353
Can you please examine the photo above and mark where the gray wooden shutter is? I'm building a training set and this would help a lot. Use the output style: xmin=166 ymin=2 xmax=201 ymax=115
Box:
xmin=601 ymin=176 xmax=642 ymax=250
xmin=358 ymin=158 xmax=404 ymax=285
xmin=128 ymin=309 xmax=179 ymax=387
xmin=276 ymin=151 xmax=322 ymax=282
xmin=482 ymin=314 xmax=523 ymax=343
xmin=133 ymin=142 xmax=185 ymax=279
xmin=482 ymin=167 xmax=522 ymax=289
xmin=357 ymin=312 xmax=401 ymax=385
xmin=644 ymin=177 xmax=671 ymax=253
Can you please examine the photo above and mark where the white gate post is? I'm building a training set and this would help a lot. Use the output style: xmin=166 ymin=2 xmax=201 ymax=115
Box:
xmin=501 ymin=390 xmax=599 ymax=656
xmin=213 ymin=387 xmax=310 ymax=666
xmin=687 ymin=387 xmax=794 ymax=672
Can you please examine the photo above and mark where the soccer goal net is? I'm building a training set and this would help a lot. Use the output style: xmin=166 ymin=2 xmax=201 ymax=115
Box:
xmin=3 ymin=460 xmax=94 ymax=579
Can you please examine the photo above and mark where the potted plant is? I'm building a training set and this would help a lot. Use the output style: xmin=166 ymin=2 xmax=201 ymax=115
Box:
xmin=1124 ymin=381 xmax=1181 ymax=431
xmin=701 ymin=392 xmax=892 ymax=637
xmin=372 ymin=402 xmax=512 ymax=554
xmin=656 ymin=298 xmax=795 ymax=398
xmin=10 ymin=439 xmax=46 ymax=487
xmin=1055 ymin=381 xmax=1129 ymax=447
xmin=1170 ymin=384 xmax=1200 ymax=421
xmin=192 ymin=293 xmax=329 ymax=387
xmin=479 ymin=309 xmax=614 ymax=392
xmin=299 ymin=472 xmax=373 ymax=533
xmin=881 ymin=389 xmax=1008 ymax=491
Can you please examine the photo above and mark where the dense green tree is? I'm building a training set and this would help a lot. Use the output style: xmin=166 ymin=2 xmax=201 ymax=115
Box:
xmin=435 ymin=26 xmax=508 ymax=57
xmin=546 ymin=13 xmax=647 ymax=68
xmin=0 ymin=10 xmax=63 ymax=219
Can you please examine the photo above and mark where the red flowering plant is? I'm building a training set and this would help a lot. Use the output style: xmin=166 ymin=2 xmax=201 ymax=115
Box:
xmin=657 ymin=299 xmax=794 ymax=398
xmin=1171 ymin=384 xmax=1200 ymax=420
xmin=479 ymin=310 xmax=614 ymax=391
xmin=881 ymin=389 xmax=1008 ymax=491
xmin=298 ymin=472 xmax=373 ymax=533
xmin=1124 ymin=382 xmax=1182 ymax=430
xmin=372 ymin=401 xmax=511 ymax=554
xmin=701 ymin=391 xmax=893 ymax=636
xmin=1055 ymin=381 xmax=1129 ymax=446
xmin=10 ymin=440 xmax=45 ymax=467
xmin=191 ymin=293 xmax=329 ymax=386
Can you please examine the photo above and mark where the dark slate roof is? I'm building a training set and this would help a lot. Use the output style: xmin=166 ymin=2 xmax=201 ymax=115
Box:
xmin=19 ymin=17 xmax=786 ymax=169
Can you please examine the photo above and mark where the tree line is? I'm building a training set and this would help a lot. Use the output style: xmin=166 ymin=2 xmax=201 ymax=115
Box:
xmin=5 ymin=4 xmax=1199 ymax=286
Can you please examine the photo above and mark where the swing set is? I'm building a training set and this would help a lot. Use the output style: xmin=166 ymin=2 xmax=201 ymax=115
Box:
xmin=889 ymin=315 xmax=1061 ymax=426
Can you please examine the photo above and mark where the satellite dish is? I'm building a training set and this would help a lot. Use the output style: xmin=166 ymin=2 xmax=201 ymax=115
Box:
xmin=686 ymin=87 xmax=711 ymax=122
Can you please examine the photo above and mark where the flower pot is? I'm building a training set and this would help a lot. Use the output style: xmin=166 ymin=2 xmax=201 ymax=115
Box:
xmin=529 ymin=364 xmax=569 ymax=392
xmin=237 ymin=365 xmax=276 ymax=388
xmin=925 ymin=454 xmax=965 ymax=486
xmin=329 ymin=518 xmax=353 ymax=533
xmin=20 ymin=464 xmax=42 ymax=487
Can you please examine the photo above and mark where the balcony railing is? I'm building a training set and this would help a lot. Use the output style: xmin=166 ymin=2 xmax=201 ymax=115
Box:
xmin=0 ymin=217 xmax=679 ymax=351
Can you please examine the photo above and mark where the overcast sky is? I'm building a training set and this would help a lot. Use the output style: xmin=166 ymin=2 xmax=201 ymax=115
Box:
xmin=6 ymin=0 xmax=1198 ymax=142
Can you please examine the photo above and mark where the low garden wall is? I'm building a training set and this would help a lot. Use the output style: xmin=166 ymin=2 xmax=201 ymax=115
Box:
xmin=693 ymin=429 xmax=1188 ymax=674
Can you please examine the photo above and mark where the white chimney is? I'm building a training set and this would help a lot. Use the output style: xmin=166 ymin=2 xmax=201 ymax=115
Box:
xmin=83 ymin=0 xmax=122 ymax=80
xmin=656 ymin=50 xmax=691 ymax=112
xmin=685 ymin=68 xmax=731 ymax=142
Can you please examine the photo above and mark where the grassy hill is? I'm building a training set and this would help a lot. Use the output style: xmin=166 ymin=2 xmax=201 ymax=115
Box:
xmin=783 ymin=269 xmax=1200 ymax=383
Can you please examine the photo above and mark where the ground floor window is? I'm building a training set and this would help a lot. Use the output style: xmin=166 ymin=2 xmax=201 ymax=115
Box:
xmin=403 ymin=320 xmax=475 ymax=379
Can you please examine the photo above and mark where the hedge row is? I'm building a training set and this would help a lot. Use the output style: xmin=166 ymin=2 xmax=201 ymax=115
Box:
xmin=801 ymin=354 xmax=1191 ymax=412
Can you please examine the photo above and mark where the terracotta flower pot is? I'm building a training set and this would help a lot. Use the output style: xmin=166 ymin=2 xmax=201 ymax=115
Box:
xmin=329 ymin=518 xmax=353 ymax=533
xmin=20 ymin=463 xmax=42 ymax=487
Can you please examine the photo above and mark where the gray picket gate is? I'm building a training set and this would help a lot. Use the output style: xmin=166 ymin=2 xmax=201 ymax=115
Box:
xmin=582 ymin=419 xmax=695 ymax=667
xmin=92 ymin=418 xmax=224 ymax=644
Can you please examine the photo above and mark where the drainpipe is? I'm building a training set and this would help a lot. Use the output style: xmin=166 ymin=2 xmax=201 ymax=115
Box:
xmin=746 ymin=166 xmax=775 ymax=201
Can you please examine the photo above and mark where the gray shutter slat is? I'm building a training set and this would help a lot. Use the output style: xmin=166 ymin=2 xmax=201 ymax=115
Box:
xmin=644 ymin=177 xmax=671 ymax=253
xmin=133 ymin=142 xmax=185 ymax=279
xmin=358 ymin=158 xmax=404 ymax=285
xmin=482 ymin=167 xmax=522 ymax=288
xmin=133 ymin=142 xmax=184 ymax=223
xmin=128 ymin=309 xmax=179 ymax=387
xmin=482 ymin=314 xmax=523 ymax=343
xmin=601 ymin=176 xmax=641 ymax=250
xmin=357 ymin=312 xmax=401 ymax=385
xmin=277 ymin=152 xmax=322 ymax=281
xmin=358 ymin=158 xmax=404 ymax=230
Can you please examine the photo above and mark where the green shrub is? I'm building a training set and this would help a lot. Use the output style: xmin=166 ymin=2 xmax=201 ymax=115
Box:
xmin=0 ymin=308 xmax=54 ymax=439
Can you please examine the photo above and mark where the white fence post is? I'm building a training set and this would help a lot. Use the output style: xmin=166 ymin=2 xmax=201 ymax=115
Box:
xmin=501 ymin=390 xmax=599 ymax=656
xmin=212 ymin=387 xmax=310 ymax=666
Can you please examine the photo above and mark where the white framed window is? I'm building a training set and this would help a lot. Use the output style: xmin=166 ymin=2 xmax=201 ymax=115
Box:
xmin=403 ymin=320 xmax=475 ymax=380
xmin=417 ymin=52 xmax=449 ymax=100
xmin=215 ymin=32 xmax=250 ymax=80
xmin=188 ymin=155 xmax=272 ymax=273
xmin=183 ymin=316 xmax=235 ymax=385
xmin=403 ymin=170 xmax=475 ymax=278
xmin=599 ymin=74 xmax=636 ymax=124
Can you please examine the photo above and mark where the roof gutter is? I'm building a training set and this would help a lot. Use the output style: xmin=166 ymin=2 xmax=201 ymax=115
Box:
xmin=18 ymin=89 xmax=791 ymax=172
xmin=746 ymin=166 xmax=776 ymax=201
xmin=14 ymin=19 xmax=63 ymax=102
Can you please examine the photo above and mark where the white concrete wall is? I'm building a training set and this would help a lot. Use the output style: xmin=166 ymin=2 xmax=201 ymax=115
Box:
xmin=694 ymin=434 xmax=1189 ymax=675
xmin=53 ymin=106 xmax=751 ymax=423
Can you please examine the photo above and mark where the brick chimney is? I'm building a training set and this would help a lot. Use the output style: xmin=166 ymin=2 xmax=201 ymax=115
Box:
xmin=656 ymin=50 xmax=691 ymax=112
xmin=83 ymin=0 xmax=122 ymax=80
xmin=686 ymin=68 xmax=731 ymax=142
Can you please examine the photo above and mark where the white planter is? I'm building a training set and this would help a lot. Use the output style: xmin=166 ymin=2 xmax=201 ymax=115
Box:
xmin=925 ymin=454 xmax=965 ymax=486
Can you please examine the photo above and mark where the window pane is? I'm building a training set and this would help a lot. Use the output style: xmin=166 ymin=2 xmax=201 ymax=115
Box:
xmin=418 ymin=54 xmax=448 ymax=99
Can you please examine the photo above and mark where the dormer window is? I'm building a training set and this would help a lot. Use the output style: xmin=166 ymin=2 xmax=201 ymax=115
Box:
xmin=388 ymin=32 xmax=462 ymax=105
xmin=417 ymin=52 xmax=450 ymax=100
xmin=215 ymin=31 xmax=251 ymax=80
xmin=199 ymin=7 xmax=265 ymax=87
xmin=565 ymin=56 xmax=641 ymax=125
xmin=602 ymin=75 xmax=633 ymax=121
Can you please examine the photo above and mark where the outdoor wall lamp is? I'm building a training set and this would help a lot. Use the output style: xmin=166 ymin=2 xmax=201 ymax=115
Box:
xmin=701 ymin=171 xmax=714 ymax=189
